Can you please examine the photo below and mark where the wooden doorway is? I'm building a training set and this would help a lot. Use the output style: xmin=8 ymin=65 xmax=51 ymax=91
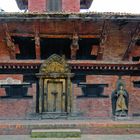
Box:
xmin=36 ymin=54 xmax=74 ymax=118
xmin=43 ymin=79 xmax=66 ymax=113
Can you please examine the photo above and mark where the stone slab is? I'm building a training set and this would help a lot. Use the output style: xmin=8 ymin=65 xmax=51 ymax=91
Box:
xmin=31 ymin=129 xmax=81 ymax=138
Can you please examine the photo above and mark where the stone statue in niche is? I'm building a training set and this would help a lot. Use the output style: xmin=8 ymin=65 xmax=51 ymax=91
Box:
xmin=111 ymin=77 xmax=129 ymax=117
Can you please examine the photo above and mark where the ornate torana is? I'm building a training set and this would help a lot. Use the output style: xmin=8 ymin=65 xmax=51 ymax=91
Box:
xmin=40 ymin=54 xmax=71 ymax=74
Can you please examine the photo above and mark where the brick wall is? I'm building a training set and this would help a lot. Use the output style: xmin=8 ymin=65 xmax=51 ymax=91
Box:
xmin=62 ymin=0 xmax=80 ymax=12
xmin=103 ymin=22 xmax=136 ymax=61
xmin=76 ymin=98 xmax=110 ymax=117
xmin=28 ymin=0 xmax=46 ymax=12
xmin=28 ymin=0 xmax=80 ymax=12
xmin=0 ymin=75 xmax=37 ymax=119
xmin=0 ymin=74 xmax=140 ymax=119
xmin=73 ymin=75 xmax=140 ymax=118
xmin=0 ymin=99 xmax=34 ymax=119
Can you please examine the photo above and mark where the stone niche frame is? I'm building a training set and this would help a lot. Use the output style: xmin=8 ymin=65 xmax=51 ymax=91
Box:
xmin=36 ymin=54 xmax=74 ymax=117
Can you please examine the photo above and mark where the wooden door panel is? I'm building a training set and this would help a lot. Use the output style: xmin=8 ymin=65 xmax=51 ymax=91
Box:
xmin=43 ymin=80 xmax=66 ymax=113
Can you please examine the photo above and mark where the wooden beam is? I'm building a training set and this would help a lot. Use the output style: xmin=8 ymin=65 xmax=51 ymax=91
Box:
xmin=11 ymin=32 xmax=34 ymax=37
xmin=11 ymin=32 xmax=99 ymax=38
xmin=3 ymin=23 xmax=16 ymax=59
xmin=34 ymin=22 xmax=41 ymax=59
xmin=97 ymin=20 xmax=109 ymax=60
xmin=122 ymin=23 xmax=140 ymax=60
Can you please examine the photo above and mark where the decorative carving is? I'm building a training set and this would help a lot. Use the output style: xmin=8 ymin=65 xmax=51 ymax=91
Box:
xmin=0 ymin=77 xmax=21 ymax=85
xmin=111 ymin=77 xmax=129 ymax=117
xmin=40 ymin=54 xmax=71 ymax=74
xmin=3 ymin=24 xmax=16 ymax=59
xmin=91 ymin=45 xmax=98 ymax=56
xmin=97 ymin=20 xmax=109 ymax=60
xmin=34 ymin=22 xmax=40 ymax=59
xmin=100 ymin=20 xmax=109 ymax=46
xmin=70 ymin=33 xmax=79 ymax=60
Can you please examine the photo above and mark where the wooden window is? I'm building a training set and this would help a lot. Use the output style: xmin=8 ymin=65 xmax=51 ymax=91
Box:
xmin=47 ymin=0 xmax=62 ymax=12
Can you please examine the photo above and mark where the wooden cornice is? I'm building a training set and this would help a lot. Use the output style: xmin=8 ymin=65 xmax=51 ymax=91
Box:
xmin=0 ymin=60 xmax=139 ymax=71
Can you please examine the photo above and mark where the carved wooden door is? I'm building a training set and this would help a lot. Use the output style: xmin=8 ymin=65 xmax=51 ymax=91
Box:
xmin=43 ymin=80 xmax=66 ymax=113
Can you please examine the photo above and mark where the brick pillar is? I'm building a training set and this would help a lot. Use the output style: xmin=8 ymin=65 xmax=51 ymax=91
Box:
xmin=28 ymin=0 xmax=46 ymax=12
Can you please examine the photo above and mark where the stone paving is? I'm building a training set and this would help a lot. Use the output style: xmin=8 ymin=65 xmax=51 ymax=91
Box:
xmin=0 ymin=135 xmax=140 ymax=140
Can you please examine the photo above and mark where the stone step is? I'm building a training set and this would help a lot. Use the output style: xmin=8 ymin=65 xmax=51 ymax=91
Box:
xmin=41 ymin=112 xmax=68 ymax=119
xmin=31 ymin=129 xmax=81 ymax=138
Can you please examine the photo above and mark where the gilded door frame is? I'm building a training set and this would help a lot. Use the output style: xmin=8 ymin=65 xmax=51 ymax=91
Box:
xmin=36 ymin=54 xmax=74 ymax=115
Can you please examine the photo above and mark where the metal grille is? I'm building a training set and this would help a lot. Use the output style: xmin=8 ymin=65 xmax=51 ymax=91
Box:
xmin=47 ymin=0 xmax=62 ymax=12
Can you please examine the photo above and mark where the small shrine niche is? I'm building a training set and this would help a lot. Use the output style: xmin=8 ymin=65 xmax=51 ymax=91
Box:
xmin=111 ymin=77 xmax=129 ymax=117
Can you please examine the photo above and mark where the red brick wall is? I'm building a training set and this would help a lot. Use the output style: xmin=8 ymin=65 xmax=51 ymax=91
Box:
xmin=74 ymin=75 xmax=140 ymax=118
xmin=103 ymin=22 xmax=136 ymax=61
xmin=77 ymin=98 xmax=110 ymax=117
xmin=62 ymin=0 xmax=80 ymax=12
xmin=0 ymin=75 xmax=37 ymax=119
xmin=0 ymin=99 xmax=34 ymax=119
xmin=28 ymin=0 xmax=80 ymax=12
xmin=129 ymin=76 xmax=140 ymax=116
xmin=28 ymin=0 xmax=46 ymax=12
xmin=0 ymin=74 xmax=140 ymax=119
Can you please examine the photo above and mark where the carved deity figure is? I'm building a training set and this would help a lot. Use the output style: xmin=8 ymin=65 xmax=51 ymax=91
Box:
xmin=111 ymin=78 xmax=129 ymax=116
xmin=70 ymin=33 xmax=79 ymax=60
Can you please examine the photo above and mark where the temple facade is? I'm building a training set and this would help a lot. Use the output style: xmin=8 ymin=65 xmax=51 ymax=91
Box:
xmin=0 ymin=0 xmax=140 ymax=119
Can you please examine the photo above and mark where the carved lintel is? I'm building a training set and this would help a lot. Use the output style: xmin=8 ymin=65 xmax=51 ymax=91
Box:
xmin=40 ymin=54 xmax=71 ymax=74
xmin=3 ymin=23 xmax=16 ymax=59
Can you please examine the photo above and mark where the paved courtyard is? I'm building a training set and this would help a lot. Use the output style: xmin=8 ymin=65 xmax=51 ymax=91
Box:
xmin=0 ymin=135 xmax=140 ymax=140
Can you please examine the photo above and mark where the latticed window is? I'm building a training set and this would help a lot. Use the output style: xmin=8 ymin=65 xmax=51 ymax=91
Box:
xmin=47 ymin=0 xmax=62 ymax=12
